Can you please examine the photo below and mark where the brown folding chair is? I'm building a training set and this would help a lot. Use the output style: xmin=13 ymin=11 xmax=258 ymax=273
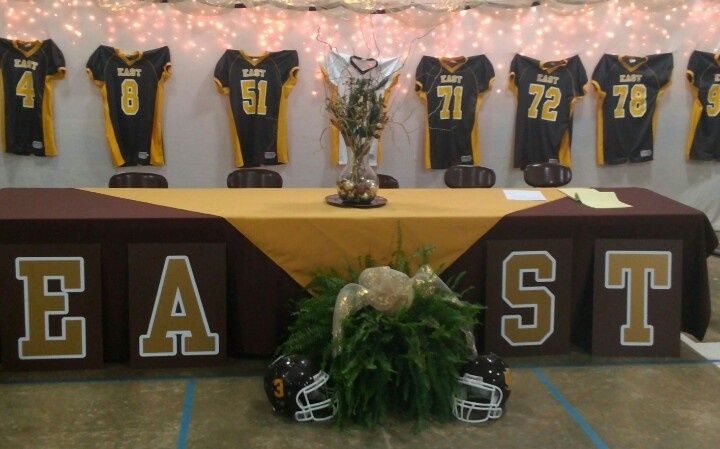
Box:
xmin=523 ymin=162 xmax=572 ymax=187
xmin=377 ymin=173 xmax=399 ymax=189
xmin=108 ymin=172 xmax=168 ymax=188
xmin=226 ymin=168 xmax=283 ymax=188
xmin=444 ymin=165 xmax=496 ymax=188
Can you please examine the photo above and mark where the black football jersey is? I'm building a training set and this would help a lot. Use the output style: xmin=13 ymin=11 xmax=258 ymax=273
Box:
xmin=86 ymin=45 xmax=171 ymax=167
xmin=214 ymin=50 xmax=299 ymax=167
xmin=510 ymin=54 xmax=587 ymax=169
xmin=0 ymin=38 xmax=65 ymax=156
xmin=592 ymin=53 xmax=673 ymax=165
xmin=415 ymin=55 xmax=495 ymax=169
xmin=686 ymin=50 xmax=720 ymax=161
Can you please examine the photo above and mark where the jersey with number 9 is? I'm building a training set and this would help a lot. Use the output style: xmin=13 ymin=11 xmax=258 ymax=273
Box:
xmin=509 ymin=54 xmax=587 ymax=169
xmin=0 ymin=38 xmax=65 ymax=157
xmin=214 ymin=50 xmax=299 ymax=168
xmin=86 ymin=45 xmax=171 ymax=167
xmin=685 ymin=50 xmax=720 ymax=161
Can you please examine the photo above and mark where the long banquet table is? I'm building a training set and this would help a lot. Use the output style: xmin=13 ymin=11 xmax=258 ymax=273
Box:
xmin=0 ymin=187 xmax=716 ymax=360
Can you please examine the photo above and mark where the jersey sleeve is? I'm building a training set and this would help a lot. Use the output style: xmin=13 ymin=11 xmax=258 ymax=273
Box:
xmin=654 ymin=53 xmax=674 ymax=88
xmin=591 ymin=54 xmax=609 ymax=93
xmin=284 ymin=50 xmax=300 ymax=82
xmin=509 ymin=53 xmax=521 ymax=88
xmin=476 ymin=55 xmax=495 ymax=93
xmin=213 ymin=50 xmax=232 ymax=94
xmin=572 ymin=56 xmax=588 ymax=97
xmin=45 ymin=39 xmax=66 ymax=78
xmin=686 ymin=51 xmax=702 ymax=85
xmin=415 ymin=56 xmax=429 ymax=93
xmin=151 ymin=46 xmax=172 ymax=78
xmin=86 ymin=45 xmax=108 ymax=83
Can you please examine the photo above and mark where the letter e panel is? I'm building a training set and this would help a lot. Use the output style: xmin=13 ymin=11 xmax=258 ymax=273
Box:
xmin=0 ymin=245 xmax=103 ymax=370
xmin=485 ymin=239 xmax=572 ymax=356
xmin=592 ymin=240 xmax=682 ymax=357
xmin=128 ymin=244 xmax=226 ymax=368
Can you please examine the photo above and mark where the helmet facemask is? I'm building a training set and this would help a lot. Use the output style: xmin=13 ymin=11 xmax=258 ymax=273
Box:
xmin=294 ymin=371 xmax=337 ymax=422
xmin=453 ymin=373 xmax=504 ymax=423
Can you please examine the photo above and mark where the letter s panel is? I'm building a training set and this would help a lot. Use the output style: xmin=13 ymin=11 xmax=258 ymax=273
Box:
xmin=484 ymin=240 xmax=573 ymax=356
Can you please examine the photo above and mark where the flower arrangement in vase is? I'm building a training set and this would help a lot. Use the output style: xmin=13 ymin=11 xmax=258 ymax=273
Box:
xmin=327 ymin=77 xmax=389 ymax=205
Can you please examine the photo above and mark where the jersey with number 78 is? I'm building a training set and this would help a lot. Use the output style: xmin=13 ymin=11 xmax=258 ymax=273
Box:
xmin=86 ymin=45 xmax=171 ymax=167
xmin=591 ymin=53 xmax=673 ymax=165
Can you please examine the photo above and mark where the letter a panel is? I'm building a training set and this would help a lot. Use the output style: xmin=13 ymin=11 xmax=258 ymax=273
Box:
xmin=592 ymin=240 xmax=682 ymax=357
xmin=128 ymin=244 xmax=226 ymax=368
xmin=485 ymin=239 xmax=572 ymax=356
xmin=0 ymin=245 xmax=103 ymax=370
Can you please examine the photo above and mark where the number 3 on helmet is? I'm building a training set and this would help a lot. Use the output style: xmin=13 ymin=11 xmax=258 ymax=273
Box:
xmin=453 ymin=353 xmax=512 ymax=423
xmin=263 ymin=355 xmax=336 ymax=422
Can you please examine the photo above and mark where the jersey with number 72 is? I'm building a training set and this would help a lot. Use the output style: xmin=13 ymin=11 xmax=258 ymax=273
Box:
xmin=86 ymin=45 xmax=171 ymax=167
xmin=509 ymin=54 xmax=587 ymax=169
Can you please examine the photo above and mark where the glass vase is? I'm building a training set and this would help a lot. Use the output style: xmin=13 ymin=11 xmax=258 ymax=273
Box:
xmin=336 ymin=152 xmax=379 ymax=205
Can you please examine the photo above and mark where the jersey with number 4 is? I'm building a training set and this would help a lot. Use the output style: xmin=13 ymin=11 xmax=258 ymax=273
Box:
xmin=86 ymin=45 xmax=171 ymax=167
xmin=686 ymin=50 xmax=720 ymax=161
xmin=592 ymin=53 xmax=673 ymax=165
xmin=510 ymin=54 xmax=587 ymax=169
xmin=214 ymin=50 xmax=298 ymax=167
xmin=0 ymin=38 xmax=65 ymax=156
xmin=415 ymin=55 xmax=494 ymax=169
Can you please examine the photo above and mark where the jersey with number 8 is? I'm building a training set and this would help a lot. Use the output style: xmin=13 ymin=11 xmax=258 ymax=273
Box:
xmin=685 ymin=50 xmax=720 ymax=161
xmin=0 ymin=38 xmax=65 ymax=156
xmin=214 ymin=50 xmax=299 ymax=168
xmin=591 ymin=53 xmax=673 ymax=165
xmin=86 ymin=45 xmax=171 ymax=167
xmin=510 ymin=54 xmax=587 ymax=169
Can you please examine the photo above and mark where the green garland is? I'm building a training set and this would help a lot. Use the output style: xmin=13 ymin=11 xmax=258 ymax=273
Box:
xmin=277 ymin=248 xmax=482 ymax=429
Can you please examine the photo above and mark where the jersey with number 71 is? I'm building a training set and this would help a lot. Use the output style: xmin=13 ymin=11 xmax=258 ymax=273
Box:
xmin=86 ymin=45 xmax=171 ymax=167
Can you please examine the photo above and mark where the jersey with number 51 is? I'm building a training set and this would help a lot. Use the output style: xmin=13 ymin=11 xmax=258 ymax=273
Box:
xmin=592 ymin=53 xmax=673 ymax=165
xmin=0 ymin=38 xmax=65 ymax=157
xmin=214 ymin=50 xmax=299 ymax=168
xmin=510 ymin=54 xmax=587 ymax=169
xmin=86 ymin=45 xmax=171 ymax=167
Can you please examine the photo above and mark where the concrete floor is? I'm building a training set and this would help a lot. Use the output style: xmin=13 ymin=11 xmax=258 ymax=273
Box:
xmin=1 ymin=253 xmax=720 ymax=449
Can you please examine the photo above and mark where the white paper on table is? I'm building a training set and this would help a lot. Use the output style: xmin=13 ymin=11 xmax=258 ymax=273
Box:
xmin=503 ymin=190 xmax=547 ymax=201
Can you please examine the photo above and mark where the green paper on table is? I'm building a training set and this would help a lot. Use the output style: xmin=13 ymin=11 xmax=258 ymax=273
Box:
xmin=558 ymin=188 xmax=632 ymax=209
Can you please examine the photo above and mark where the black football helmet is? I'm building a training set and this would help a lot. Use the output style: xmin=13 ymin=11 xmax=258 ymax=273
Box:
xmin=263 ymin=355 xmax=336 ymax=422
xmin=453 ymin=353 xmax=512 ymax=423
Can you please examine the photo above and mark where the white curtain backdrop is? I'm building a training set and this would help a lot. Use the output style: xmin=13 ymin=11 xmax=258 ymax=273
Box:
xmin=1 ymin=0 xmax=719 ymax=229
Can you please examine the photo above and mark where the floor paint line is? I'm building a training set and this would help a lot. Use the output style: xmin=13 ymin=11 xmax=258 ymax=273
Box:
xmin=680 ymin=334 xmax=720 ymax=369
xmin=533 ymin=368 xmax=610 ymax=449
xmin=177 ymin=378 xmax=196 ymax=449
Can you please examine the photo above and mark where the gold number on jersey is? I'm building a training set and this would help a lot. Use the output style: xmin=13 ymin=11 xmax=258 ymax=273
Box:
xmin=612 ymin=84 xmax=646 ymax=118
xmin=241 ymin=79 xmax=268 ymax=115
xmin=707 ymin=84 xmax=720 ymax=117
xmin=121 ymin=79 xmax=140 ymax=116
xmin=436 ymin=85 xmax=463 ymax=120
xmin=527 ymin=83 xmax=560 ymax=121
xmin=16 ymin=71 xmax=35 ymax=108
